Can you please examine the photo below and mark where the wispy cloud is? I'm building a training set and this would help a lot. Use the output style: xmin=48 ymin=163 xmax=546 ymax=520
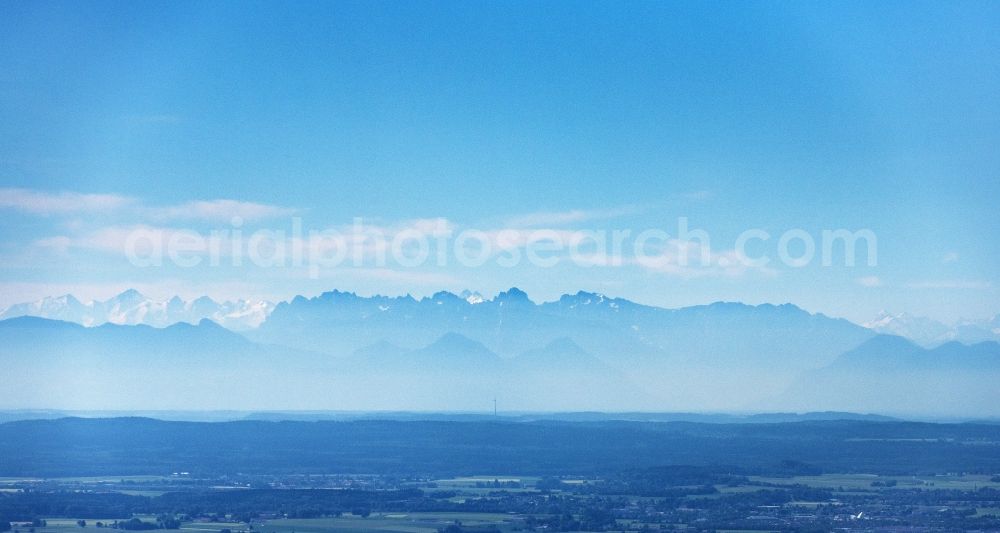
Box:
xmin=942 ymin=251 xmax=959 ymax=264
xmin=857 ymin=275 xmax=883 ymax=287
xmin=0 ymin=187 xmax=296 ymax=222
xmin=0 ymin=188 xmax=135 ymax=215
xmin=28 ymin=218 xmax=776 ymax=282
xmin=677 ymin=190 xmax=713 ymax=201
xmin=502 ymin=195 xmax=711 ymax=228
xmin=906 ymin=280 xmax=992 ymax=290
xmin=297 ymin=267 xmax=464 ymax=286
xmin=504 ymin=205 xmax=641 ymax=228
xmin=458 ymin=228 xmax=775 ymax=279
xmin=630 ymin=239 xmax=777 ymax=279
xmin=32 ymin=225 xmax=192 ymax=256
xmin=31 ymin=217 xmax=456 ymax=264
xmin=142 ymin=199 xmax=298 ymax=222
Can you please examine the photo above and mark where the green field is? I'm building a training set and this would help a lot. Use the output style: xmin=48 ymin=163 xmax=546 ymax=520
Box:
xmin=8 ymin=472 xmax=1000 ymax=533
xmin=748 ymin=473 xmax=1000 ymax=491
xmin=193 ymin=514 xmax=521 ymax=533
xmin=0 ymin=476 xmax=170 ymax=484
xmin=14 ymin=514 xmax=525 ymax=533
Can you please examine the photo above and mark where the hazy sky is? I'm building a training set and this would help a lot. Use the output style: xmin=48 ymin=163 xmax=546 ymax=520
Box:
xmin=1 ymin=1 xmax=998 ymax=323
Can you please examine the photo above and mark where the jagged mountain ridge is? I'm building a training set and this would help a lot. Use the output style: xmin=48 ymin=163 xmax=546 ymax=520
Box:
xmin=864 ymin=311 xmax=1000 ymax=347
xmin=7 ymin=288 xmax=995 ymax=352
xmin=252 ymin=288 xmax=873 ymax=372
xmin=241 ymin=288 xmax=879 ymax=410
xmin=0 ymin=290 xmax=274 ymax=330
xmin=1 ymin=287 xmax=941 ymax=411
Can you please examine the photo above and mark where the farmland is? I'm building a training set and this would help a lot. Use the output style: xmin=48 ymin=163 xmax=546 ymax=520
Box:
xmin=3 ymin=417 xmax=1000 ymax=531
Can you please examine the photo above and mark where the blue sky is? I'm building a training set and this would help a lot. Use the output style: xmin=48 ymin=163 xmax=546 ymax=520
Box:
xmin=1 ymin=1 xmax=998 ymax=323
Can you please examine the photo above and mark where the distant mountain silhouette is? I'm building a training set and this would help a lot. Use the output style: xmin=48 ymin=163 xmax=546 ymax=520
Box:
xmin=513 ymin=337 xmax=611 ymax=371
xmin=4 ymin=289 xmax=997 ymax=415
xmin=0 ymin=315 xmax=255 ymax=358
xmin=348 ymin=332 xmax=504 ymax=373
xmin=0 ymin=316 xmax=329 ymax=410
xmin=341 ymin=332 xmax=647 ymax=411
xmin=778 ymin=335 xmax=1000 ymax=416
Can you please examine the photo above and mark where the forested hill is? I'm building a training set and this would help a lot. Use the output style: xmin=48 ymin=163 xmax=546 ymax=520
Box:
xmin=2 ymin=417 xmax=1000 ymax=477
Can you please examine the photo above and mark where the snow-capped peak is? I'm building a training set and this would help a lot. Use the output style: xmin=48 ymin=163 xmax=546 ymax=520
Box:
xmin=863 ymin=311 xmax=999 ymax=347
xmin=0 ymin=293 xmax=275 ymax=331
xmin=459 ymin=290 xmax=485 ymax=305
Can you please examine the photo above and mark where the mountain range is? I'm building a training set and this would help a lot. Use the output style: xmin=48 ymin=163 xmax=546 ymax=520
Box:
xmin=0 ymin=314 xmax=643 ymax=412
xmin=6 ymin=289 xmax=996 ymax=348
xmin=252 ymin=289 xmax=871 ymax=369
xmin=864 ymin=310 xmax=1000 ymax=347
xmin=1 ymin=288 xmax=998 ymax=416
xmin=779 ymin=335 xmax=1000 ymax=415
xmin=0 ymin=290 xmax=273 ymax=330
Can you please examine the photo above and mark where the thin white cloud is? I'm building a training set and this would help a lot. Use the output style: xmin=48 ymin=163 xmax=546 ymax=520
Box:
xmin=677 ymin=190 xmax=713 ymax=201
xmin=0 ymin=187 xmax=296 ymax=222
xmin=462 ymin=228 xmax=775 ymax=279
xmin=631 ymin=240 xmax=777 ymax=279
xmin=399 ymin=217 xmax=455 ymax=238
xmin=29 ymin=219 xmax=776 ymax=281
xmin=504 ymin=205 xmax=641 ymax=228
xmin=857 ymin=275 xmax=883 ymax=287
xmin=30 ymin=217 xmax=458 ymax=268
xmin=0 ymin=188 xmax=135 ymax=215
xmin=32 ymin=225 xmax=203 ymax=258
xmin=142 ymin=199 xmax=298 ymax=222
xmin=942 ymin=251 xmax=959 ymax=264
xmin=296 ymin=267 xmax=464 ymax=286
xmin=906 ymin=280 xmax=992 ymax=290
